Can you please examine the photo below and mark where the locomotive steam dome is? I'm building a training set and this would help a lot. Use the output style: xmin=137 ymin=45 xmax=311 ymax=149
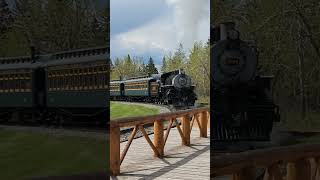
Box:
xmin=212 ymin=23 xmax=257 ymax=86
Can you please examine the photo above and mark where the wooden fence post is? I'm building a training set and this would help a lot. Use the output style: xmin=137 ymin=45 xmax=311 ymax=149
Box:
xmin=232 ymin=167 xmax=256 ymax=180
xmin=200 ymin=112 xmax=208 ymax=138
xmin=263 ymin=163 xmax=282 ymax=180
xmin=182 ymin=115 xmax=191 ymax=146
xmin=109 ymin=126 xmax=120 ymax=176
xmin=154 ymin=120 xmax=164 ymax=157
xmin=232 ymin=166 xmax=256 ymax=180
xmin=287 ymin=159 xmax=311 ymax=180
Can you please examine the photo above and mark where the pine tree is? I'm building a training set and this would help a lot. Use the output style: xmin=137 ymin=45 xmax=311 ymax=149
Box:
xmin=110 ymin=59 xmax=114 ymax=70
xmin=125 ymin=54 xmax=132 ymax=64
xmin=0 ymin=0 xmax=11 ymax=34
xmin=145 ymin=57 xmax=158 ymax=75
xmin=141 ymin=62 xmax=146 ymax=74
xmin=166 ymin=43 xmax=185 ymax=71
xmin=161 ymin=56 xmax=167 ymax=73
xmin=173 ymin=43 xmax=185 ymax=64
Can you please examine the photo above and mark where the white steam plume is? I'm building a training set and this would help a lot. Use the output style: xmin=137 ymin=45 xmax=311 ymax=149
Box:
xmin=166 ymin=0 xmax=209 ymax=48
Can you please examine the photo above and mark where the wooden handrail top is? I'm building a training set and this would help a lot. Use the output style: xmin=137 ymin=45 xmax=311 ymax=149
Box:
xmin=109 ymin=107 xmax=209 ymax=128
xmin=212 ymin=143 xmax=320 ymax=176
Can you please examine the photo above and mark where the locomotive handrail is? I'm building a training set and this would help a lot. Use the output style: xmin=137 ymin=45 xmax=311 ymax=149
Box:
xmin=213 ymin=143 xmax=320 ymax=180
xmin=109 ymin=107 xmax=210 ymax=176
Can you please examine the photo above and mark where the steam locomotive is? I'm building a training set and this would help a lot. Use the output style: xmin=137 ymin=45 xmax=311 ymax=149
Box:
xmin=211 ymin=22 xmax=280 ymax=149
xmin=0 ymin=47 xmax=109 ymax=125
xmin=110 ymin=69 xmax=197 ymax=108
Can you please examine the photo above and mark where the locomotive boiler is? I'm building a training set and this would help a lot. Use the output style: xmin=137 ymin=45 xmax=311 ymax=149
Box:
xmin=211 ymin=22 xmax=280 ymax=147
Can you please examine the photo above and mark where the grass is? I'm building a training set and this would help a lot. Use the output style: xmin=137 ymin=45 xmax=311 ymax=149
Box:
xmin=297 ymin=134 xmax=320 ymax=144
xmin=280 ymin=111 xmax=320 ymax=132
xmin=110 ymin=101 xmax=159 ymax=120
xmin=0 ymin=129 xmax=108 ymax=180
xmin=196 ymin=96 xmax=210 ymax=105
xmin=281 ymin=134 xmax=320 ymax=146
xmin=275 ymin=111 xmax=320 ymax=146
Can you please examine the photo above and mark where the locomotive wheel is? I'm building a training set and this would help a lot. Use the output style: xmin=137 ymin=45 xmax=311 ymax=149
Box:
xmin=44 ymin=112 xmax=57 ymax=127
xmin=36 ymin=112 xmax=48 ymax=125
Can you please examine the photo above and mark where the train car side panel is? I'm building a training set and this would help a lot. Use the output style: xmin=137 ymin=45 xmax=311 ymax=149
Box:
xmin=46 ymin=61 xmax=108 ymax=108
xmin=47 ymin=90 xmax=107 ymax=108
xmin=0 ymin=70 xmax=33 ymax=107
xmin=110 ymin=82 xmax=121 ymax=96
xmin=124 ymin=79 xmax=150 ymax=96
xmin=0 ymin=93 xmax=33 ymax=107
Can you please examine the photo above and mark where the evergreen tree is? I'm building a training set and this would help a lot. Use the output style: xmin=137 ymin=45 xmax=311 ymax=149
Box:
xmin=126 ymin=54 xmax=131 ymax=62
xmin=0 ymin=0 xmax=109 ymax=57
xmin=110 ymin=59 xmax=114 ymax=70
xmin=145 ymin=57 xmax=158 ymax=75
xmin=102 ymin=2 xmax=109 ymax=46
xmin=161 ymin=56 xmax=167 ymax=73
xmin=0 ymin=0 xmax=11 ymax=34
xmin=166 ymin=43 xmax=185 ymax=71
xmin=173 ymin=43 xmax=185 ymax=63
xmin=141 ymin=62 xmax=146 ymax=74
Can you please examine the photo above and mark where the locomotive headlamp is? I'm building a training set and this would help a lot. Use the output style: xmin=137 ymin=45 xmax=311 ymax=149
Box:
xmin=219 ymin=50 xmax=245 ymax=76
xmin=226 ymin=58 xmax=240 ymax=66
xmin=179 ymin=77 xmax=187 ymax=86
xmin=172 ymin=74 xmax=191 ymax=89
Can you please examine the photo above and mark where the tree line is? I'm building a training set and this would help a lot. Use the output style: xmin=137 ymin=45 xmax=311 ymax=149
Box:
xmin=0 ymin=0 xmax=109 ymax=57
xmin=111 ymin=55 xmax=158 ymax=79
xmin=111 ymin=41 xmax=210 ymax=102
xmin=213 ymin=0 xmax=320 ymax=122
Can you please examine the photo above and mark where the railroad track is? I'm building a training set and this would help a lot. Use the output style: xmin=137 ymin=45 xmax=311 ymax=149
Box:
xmin=0 ymin=102 xmax=200 ymax=141
xmin=114 ymin=102 xmax=196 ymax=142
xmin=0 ymin=124 xmax=107 ymax=140
xmin=113 ymin=102 xmax=209 ymax=142
xmin=0 ymin=102 xmax=208 ymax=142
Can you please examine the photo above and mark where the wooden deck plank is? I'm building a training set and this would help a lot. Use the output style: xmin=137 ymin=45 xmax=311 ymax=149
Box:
xmin=111 ymin=127 xmax=210 ymax=180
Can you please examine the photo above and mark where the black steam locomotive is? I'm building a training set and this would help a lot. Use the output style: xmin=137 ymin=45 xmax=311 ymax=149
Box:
xmin=110 ymin=69 xmax=197 ymax=108
xmin=211 ymin=22 xmax=280 ymax=148
xmin=0 ymin=47 xmax=109 ymax=125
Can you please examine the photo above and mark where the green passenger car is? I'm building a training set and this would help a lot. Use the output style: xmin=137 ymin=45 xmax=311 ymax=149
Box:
xmin=45 ymin=53 xmax=108 ymax=108
xmin=0 ymin=60 xmax=40 ymax=108
xmin=123 ymin=78 xmax=153 ymax=97
xmin=110 ymin=81 xmax=122 ymax=96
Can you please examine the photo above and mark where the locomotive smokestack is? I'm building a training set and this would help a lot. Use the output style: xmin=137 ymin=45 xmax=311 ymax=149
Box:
xmin=179 ymin=69 xmax=185 ymax=74
xmin=220 ymin=22 xmax=235 ymax=40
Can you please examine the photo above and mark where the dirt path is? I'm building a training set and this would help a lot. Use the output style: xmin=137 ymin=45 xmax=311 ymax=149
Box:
xmin=112 ymin=101 xmax=171 ymax=114
xmin=29 ymin=172 xmax=108 ymax=180
xmin=0 ymin=125 xmax=107 ymax=140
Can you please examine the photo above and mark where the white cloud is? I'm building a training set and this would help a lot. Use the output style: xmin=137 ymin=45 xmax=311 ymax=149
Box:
xmin=112 ymin=15 xmax=176 ymax=56
xmin=111 ymin=0 xmax=209 ymax=60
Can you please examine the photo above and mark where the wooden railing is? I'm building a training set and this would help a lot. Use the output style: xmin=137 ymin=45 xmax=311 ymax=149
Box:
xmin=109 ymin=107 xmax=210 ymax=176
xmin=213 ymin=143 xmax=320 ymax=180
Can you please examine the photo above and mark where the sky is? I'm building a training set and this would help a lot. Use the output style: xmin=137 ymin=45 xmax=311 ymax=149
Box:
xmin=111 ymin=0 xmax=210 ymax=67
